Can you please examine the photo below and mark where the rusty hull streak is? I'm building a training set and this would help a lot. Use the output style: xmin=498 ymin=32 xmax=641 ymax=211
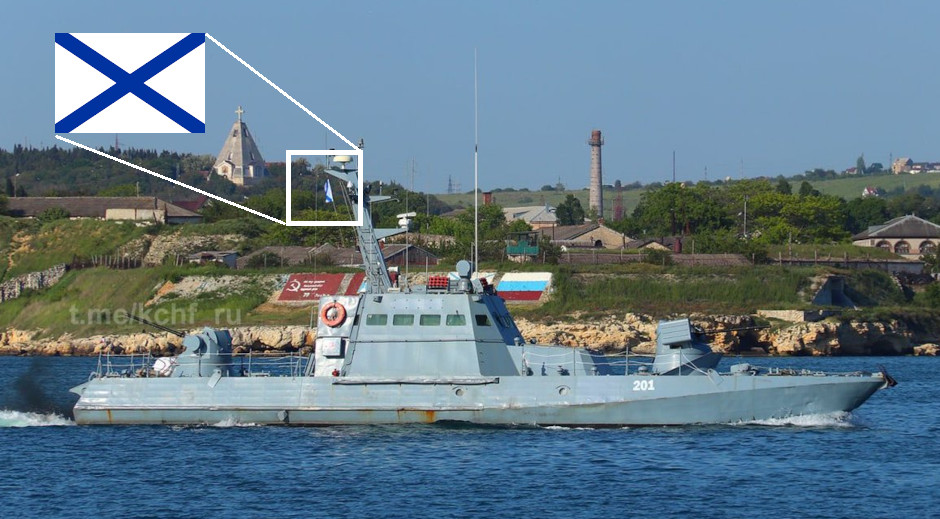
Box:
xmin=396 ymin=408 xmax=437 ymax=423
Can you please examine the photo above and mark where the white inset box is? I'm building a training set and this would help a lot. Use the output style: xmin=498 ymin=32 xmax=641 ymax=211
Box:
xmin=285 ymin=149 xmax=363 ymax=227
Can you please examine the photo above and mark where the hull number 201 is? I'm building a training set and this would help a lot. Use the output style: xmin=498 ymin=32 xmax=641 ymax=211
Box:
xmin=633 ymin=380 xmax=655 ymax=391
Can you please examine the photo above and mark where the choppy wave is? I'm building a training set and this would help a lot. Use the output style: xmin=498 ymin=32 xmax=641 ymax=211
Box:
xmin=735 ymin=411 xmax=855 ymax=428
xmin=0 ymin=409 xmax=74 ymax=427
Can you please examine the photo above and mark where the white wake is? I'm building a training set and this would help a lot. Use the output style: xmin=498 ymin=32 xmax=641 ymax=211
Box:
xmin=211 ymin=417 xmax=259 ymax=428
xmin=737 ymin=411 xmax=855 ymax=428
xmin=0 ymin=409 xmax=75 ymax=427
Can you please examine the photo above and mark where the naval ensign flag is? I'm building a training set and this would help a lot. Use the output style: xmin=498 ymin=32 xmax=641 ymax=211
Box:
xmin=54 ymin=33 xmax=206 ymax=133
xmin=324 ymin=179 xmax=334 ymax=204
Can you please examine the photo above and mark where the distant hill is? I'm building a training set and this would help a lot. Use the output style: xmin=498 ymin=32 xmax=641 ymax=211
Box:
xmin=436 ymin=172 xmax=940 ymax=219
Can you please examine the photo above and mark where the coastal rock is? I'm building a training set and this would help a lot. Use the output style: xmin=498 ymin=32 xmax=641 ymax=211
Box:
xmin=769 ymin=320 xmax=912 ymax=356
xmin=914 ymin=343 xmax=939 ymax=356
xmin=515 ymin=313 xmax=656 ymax=354
xmin=0 ymin=313 xmax=927 ymax=357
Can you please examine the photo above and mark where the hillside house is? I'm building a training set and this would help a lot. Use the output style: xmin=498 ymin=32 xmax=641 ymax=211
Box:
xmin=852 ymin=214 xmax=940 ymax=257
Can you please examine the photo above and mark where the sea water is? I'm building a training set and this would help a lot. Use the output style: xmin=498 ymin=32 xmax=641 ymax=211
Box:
xmin=0 ymin=355 xmax=936 ymax=519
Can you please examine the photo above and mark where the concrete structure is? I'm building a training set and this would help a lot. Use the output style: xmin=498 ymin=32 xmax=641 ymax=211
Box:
xmin=588 ymin=129 xmax=604 ymax=218
xmin=7 ymin=197 xmax=202 ymax=224
xmin=186 ymin=251 xmax=239 ymax=269
xmin=852 ymin=214 xmax=940 ymax=258
xmin=626 ymin=236 xmax=683 ymax=252
xmin=212 ymin=106 xmax=267 ymax=186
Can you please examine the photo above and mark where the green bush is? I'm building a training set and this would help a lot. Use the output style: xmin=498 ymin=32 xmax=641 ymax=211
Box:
xmin=37 ymin=207 xmax=70 ymax=224
xmin=643 ymin=249 xmax=673 ymax=266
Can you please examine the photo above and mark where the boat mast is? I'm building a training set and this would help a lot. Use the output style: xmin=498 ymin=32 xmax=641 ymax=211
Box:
xmin=473 ymin=49 xmax=479 ymax=270
xmin=322 ymin=154 xmax=403 ymax=294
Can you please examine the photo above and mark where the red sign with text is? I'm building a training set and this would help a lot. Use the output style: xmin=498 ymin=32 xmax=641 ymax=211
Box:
xmin=344 ymin=272 xmax=366 ymax=295
xmin=278 ymin=274 xmax=345 ymax=301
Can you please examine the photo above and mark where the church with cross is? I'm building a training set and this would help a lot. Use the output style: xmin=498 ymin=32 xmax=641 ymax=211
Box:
xmin=211 ymin=106 xmax=267 ymax=186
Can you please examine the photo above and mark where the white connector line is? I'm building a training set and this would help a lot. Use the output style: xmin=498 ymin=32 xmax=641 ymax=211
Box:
xmin=205 ymin=33 xmax=357 ymax=150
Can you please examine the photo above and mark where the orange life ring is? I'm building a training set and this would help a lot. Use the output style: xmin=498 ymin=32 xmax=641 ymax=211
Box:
xmin=320 ymin=302 xmax=347 ymax=327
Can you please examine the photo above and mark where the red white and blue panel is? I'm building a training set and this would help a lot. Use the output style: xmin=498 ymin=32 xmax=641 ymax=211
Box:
xmin=497 ymin=272 xmax=552 ymax=301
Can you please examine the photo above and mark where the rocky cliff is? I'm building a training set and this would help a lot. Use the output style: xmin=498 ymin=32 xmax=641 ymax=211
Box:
xmin=1 ymin=313 xmax=935 ymax=356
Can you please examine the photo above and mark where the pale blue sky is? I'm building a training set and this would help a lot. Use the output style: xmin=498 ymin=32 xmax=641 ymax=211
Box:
xmin=5 ymin=1 xmax=940 ymax=193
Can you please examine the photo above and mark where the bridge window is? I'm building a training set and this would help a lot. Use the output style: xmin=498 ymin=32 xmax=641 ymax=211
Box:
xmin=895 ymin=241 xmax=911 ymax=255
xmin=446 ymin=314 xmax=467 ymax=326
xmin=393 ymin=314 xmax=415 ymax=326
xmin=475 ymin=315 xmax=491 ymax=326
xmin=365 ymin=314 xmax=387 ymax=326
xmin=420 ymin=315 xmax=441 ymax=326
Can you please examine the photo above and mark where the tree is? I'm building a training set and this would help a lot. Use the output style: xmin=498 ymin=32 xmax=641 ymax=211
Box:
xmin=775 ymin=179 xmax=792 ymax=195
xmin=798 ymin=181 xmax=819 ymax=197
xmin=556 ymin=194 xmax=585 ymax=225
xmin=99 ymin=184 xmax=137 ymax=197
xmin=846 ymin=197 xmax=889 ymax=234
xmin=632 ymin=182 xmax=729 ymax=236
xmin=917 ymin=283 xmax=940 ymax=308
xmin=921 ymin=251 xmax=940 ymax=275
xmin=856 ymin=154 xmax=866 ymax=175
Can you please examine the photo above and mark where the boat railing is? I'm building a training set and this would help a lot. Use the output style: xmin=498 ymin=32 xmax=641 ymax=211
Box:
xmin=520 ymin=348 xmax=654 ymax=376
xmin=91 ymin=350 xmax=310 ymax=379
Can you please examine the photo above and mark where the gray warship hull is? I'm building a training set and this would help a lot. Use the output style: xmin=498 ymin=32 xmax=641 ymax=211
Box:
xmin=72 ymin=371 xmax=885 ymax=426
xmin=70 ymin=155 xmax=893 ymax=426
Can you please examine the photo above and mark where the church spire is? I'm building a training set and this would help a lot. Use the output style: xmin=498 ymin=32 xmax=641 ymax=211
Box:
xmin=211 ymin=106 xmax=267 ymax=186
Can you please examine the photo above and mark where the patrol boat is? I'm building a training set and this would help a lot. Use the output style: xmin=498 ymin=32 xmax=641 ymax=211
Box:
xmin=70 ymin=156 xmax=894 ymax=426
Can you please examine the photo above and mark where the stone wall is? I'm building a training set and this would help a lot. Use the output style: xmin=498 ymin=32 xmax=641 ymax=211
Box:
xmin=144 ymin=233 xmax=245 ymax=266
xmin=0 ymin=264 xmax=67 ymax=303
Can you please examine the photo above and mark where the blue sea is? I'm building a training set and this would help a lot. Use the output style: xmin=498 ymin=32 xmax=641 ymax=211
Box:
xmin=0 ymin=355 xmax=936 ymax=519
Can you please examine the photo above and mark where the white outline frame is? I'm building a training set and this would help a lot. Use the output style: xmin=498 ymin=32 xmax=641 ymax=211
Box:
xmin=54 ymin=33 xmax=363 ymax=227
xmin=286 ymin=150 xmax=363 ymax=227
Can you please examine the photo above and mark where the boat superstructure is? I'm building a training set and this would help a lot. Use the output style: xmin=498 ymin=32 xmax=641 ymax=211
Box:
xmin=70 ymin=156 xmax=894 ymax=426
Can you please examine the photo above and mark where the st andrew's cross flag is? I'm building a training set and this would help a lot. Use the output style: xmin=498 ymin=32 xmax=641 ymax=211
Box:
xmin=55 ymin=33 xmax=205 ymax=133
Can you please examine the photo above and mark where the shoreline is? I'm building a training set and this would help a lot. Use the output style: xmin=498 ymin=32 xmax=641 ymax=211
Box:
xmin=2 ymin=313 xmax=937 ymax=357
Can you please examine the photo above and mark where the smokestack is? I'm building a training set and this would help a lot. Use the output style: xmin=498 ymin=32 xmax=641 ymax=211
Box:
xmin=588 ymin=129 xmax=604 ymax=219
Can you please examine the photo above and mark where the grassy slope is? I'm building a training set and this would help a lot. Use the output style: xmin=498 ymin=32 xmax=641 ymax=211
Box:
xmin=0 ymin=266 xmax=291 ymax=338
xmin=0 ymin=260 xmax=916 ymax=336
xmin=512 ymin=265 xmax=816 ymax=318
xmin=512 ymin=265 xmax=908 ymax=320
xmin=1 ymin=218 xmax=147 ymax=279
